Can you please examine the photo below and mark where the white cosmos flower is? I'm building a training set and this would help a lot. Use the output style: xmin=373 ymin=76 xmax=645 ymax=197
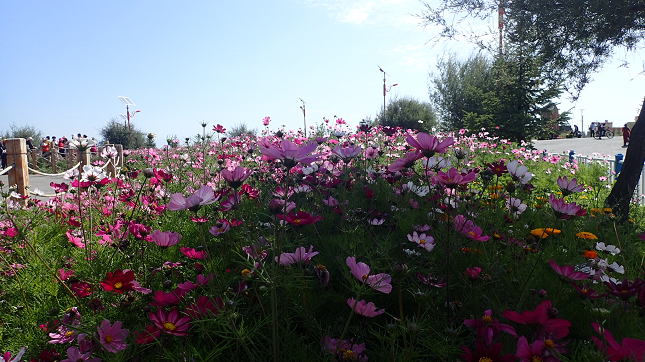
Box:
xmin=63 ymin=169 xmax=79 ymax=180
xmin=507 ymin=160 xmax=533 ymax=184
xmin=595 ymin=242 xmax=620 ymax=255
xmin=608 ymin=262 xmax=625 ymax=274
xmin=406 ymin=182 xmax=429 ymax=197
xmin=101 ymin=145 xmax=118 ymax=159
xmin=81 ymin=165 xmax=107 ymax=182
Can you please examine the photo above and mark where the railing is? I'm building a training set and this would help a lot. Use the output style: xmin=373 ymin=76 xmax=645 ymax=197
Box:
xmin=3 ymin=138 xmax=123 ymax=203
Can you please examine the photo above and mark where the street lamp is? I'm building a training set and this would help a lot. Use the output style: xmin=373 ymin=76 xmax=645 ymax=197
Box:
xmin=118 ymin=96 xmax=140 ymax=147
xmin=378 ymin=66 xmax=397 ymax=113
xmin=299 ymin=98 xmax=307 ymax=138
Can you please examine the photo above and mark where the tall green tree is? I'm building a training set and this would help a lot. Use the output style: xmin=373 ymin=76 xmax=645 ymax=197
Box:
xmin=99 ymin=118 xmax=147 ymax=149
xmin=420 ymin=0 xmax=645 ymax=218
xmin=377 ymin=96 xmax=438 ymax=133
xmin=429 ymin=53 xmax=494 ymax=131
xmin=1 ymin=123 xmax=43 ymax=142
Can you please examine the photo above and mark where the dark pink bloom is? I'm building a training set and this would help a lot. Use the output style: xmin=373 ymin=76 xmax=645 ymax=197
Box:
xmin=463 ymin=309 xmax=517 ymax=345
xmin=50 ymin=182 xmax=69 ymax=193
xmin=516 ymin=336 xmax=556 ymax=362
xmin=406 ymin=132 xmax=454 ymax=157
xmin=465 ymin=267 xmax=482 ymax=280
xmin=186 ymin=296 xmax=223 ymax=319
xmin=150 ymin=230 xmax=182 ymax=247
xmin=213 ymin=124 xmax=226 ymax=133
xmin=181 ymin=246 xmax=208 ymax=259
xmin=100 ymin=270 xmax=136 ymax=294
xmin=346 ymin=256 xmax=392 ymax=294
xmin=97 ymin=319 xmax=129 ymax=353
xmin=604 ymin=278 xmax=645 ymax=300
xmin=134 ymin=324 xmax=162 ymax=345
xmin=149 ymin=308 xmax=192 ymax=336
xmin=571 ymin=282 xmax=605 ymax=299
xmin=278 ymin=211 xmax=323 ymax=226
xmin=347 ymin=298 xmax=385 ymax=317
xmin=434 ymin=167 xmax=477 ymax=188
xmin=332 ymin=144 xmax=362 ymax=162
xmin=209 ymin=219 xmax=230 ymax=236
xmin=128 ymin=221 xmax=152 ymax=241
xmin=322 ymin=336 xmax=368 ymax=362
xmin=221 ymin=166 xmax=253 ymax=189
xmin=549 ymin=259 xmax=590 ymax=281
xmin=60 ymin=346 xmax=100 ymax=362
xmin=503 ymin=300 xmax=571 ymax=339
xmin=461 ymin=340 xmax=516 ymax=362
xmin=592 ymin=322 xmax=645 ymax=362
xmin=150 ymin=290 xmax=184 ymax=307
xmin=70 ymin=281 xmax=93 ymax=298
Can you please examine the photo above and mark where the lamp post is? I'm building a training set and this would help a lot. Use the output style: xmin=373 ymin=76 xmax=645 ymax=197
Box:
xmin=118 ymin=96 xmax=140 ymax=148
xmin=378 ymin=66 xmax=397 ymax=114
xmin=299 ymin=98 xmax=307 ymax=138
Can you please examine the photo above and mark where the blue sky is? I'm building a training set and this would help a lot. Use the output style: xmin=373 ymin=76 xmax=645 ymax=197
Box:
xmin=1 ymin=0 xmax=643 ymax=144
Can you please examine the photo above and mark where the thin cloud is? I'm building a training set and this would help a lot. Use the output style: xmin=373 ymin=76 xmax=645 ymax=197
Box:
xmin=304 ymin=0 xmax=421 ymax=26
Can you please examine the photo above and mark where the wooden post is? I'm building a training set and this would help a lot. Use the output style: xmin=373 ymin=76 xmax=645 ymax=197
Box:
xmin=80 ymin=149 xmax=91 ymax=169
xmin=68 ymin=148 xmax=74 ymax=169
xmin=30 ymin=149 xmax=38 ymax=170
xmin=104 ymin=144 xmax=117 ymax=178
xmin=51 ymin=144 xmax=58 ymax=173
xmin=115 ymin=144 xmax=124 ymax=167
xmin=6 ymin=138 xmax=29 ymax=202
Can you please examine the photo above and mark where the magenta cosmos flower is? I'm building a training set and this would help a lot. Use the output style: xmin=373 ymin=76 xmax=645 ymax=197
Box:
xmin=556 ymin=175 xmax=585 ymax=196
xmin=406 ymin=132 xmax=454 ymax=158
xmin=461 ymin=340 xmax=516 ymax=362
xmin=347 ymin=298 xmax=385 ymax=317
xmin=516 ymin=336 xmax=556 ymax=362
xmin=167 ymin=185 xmax=219 ymax=212
xmin=434 ymin=167 xmax=477 ymax=188
xmin=548 ymin=194 xmax=586 ymax=219
xmin=149 ymin=308 xmax=192 ymax=336
xmin=591 ymin=322 xmax=645 ymax=362
xmin=221 ymin=166 xmax=253 ymax=189
xmin=503 ymin=300 xmax=571 ymax=339
xmin=463 ymin=309 xmax=517 ymax=345
xmin=276 ymin=245 xmax=319 ymax=266
xmin=407 ymin=231 xmax=436 ymax=252
xmin=277 ymin=211 xmax=323 ymax=226
xmin=322 ymin=336 xmax=368 ymax=362
xmin=260 ymin=139 xmax=321 ymax=168
xmin=97 ymin=320 xmax=129 ymax=353
xmin=346 ymin=256 xmax=392 ymax=294
xmin=150 ymin=230 xmax=182 ymax=248
xmin=61 ymin=347 xmax=101 ymax=362
xmin=549 ymin=259 xmax=590 ymax=281
xmin=181 ymin=246 xmax=208 ymax=259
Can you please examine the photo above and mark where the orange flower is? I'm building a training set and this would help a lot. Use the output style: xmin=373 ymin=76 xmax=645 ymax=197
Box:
xmin=530 ymin=228 xmax=562 ymax=238
xmin=583 ymin=250 xmax=597 ymax=259
xmin=576 ymin=232 xmax=598 ymax=240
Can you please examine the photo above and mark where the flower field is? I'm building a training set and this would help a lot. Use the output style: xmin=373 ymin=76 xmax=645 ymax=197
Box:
xmin=1 ymin=122 xmax=645 ymax=362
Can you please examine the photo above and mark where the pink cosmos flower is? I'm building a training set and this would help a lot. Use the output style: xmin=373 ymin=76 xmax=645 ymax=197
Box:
xmin=549 ymin=259 xmax=590 ymax=281
xmin=276 ymin=245 xmax=319 ymax=266
xmin=134 ymin=324 xmax=162 ymax=345
xmin=465 ymin=267 xmax=482 ymax=280
xmin=463 ymin=309 xmax=517 ymax=345
xmin=97 ymin=319 xmax=129 ymax=353
xmin=181 ymin=246 xmax=208 ymax=259
xmin=61 ymin=347 xmax=101 ymax=362
xmin=262 ymin=116 xmax=271 ymax=126
xmin=213 ymin=124 xmax=226 ymax=133
xmin=407 ymin=231 xmax=436 ymax=252
xmin=221 ymin=166 xmax=253 ymax=189
xmin=0 ymin=347 xmax=25 ymax=362
xmin=347 ymin=298 xmax=385 ymax=317
xmin=556 ymin=176 xmax=585 ymax=196
xmin=346 ymin=256 xmax=392 ymax=294
xmin=149 ymin=308 xmax=192 ymax=336
xmin=332 ymin=144 xmax=362 ymax=162
xmin=591 ymin=322 xmax=645 ymax=362
xmin=150 ymin=230 xmax=182 ymax=248
xmin=209 ymin=219 xmax=231 ymax=236
xmin=506 ymin=197 xmax=527 ymax=218
xmin=548 ymin=194 xmax=586 ymax=219
xmin=278 ymin=211 xmax=323 ymax=226
xmin=516 ymin=336 xmax=555 ymax=362
xmin=167 ymin=185 xmax=219 ymax=211
xmin=406 ymin=132 xmax=454 ymax=157
xmin=434 ymin=167 xmax=477 ymax=188
xmin=260 ymin=139 xmax=321 ymax=168
xmin=507 ymin=160 xmax=533 ymax=184
xmin=461 ymin=340 xmax=516 ymax=362
xmin=503 ymin=300 xmax=571 ymax=339
xmin=388 ymin=150 xmax=423 ymax=172
xmin=186 ymin=296 xmax=223 ymax=319
xmin=322 ymin=336 xmax=368 ymax=362
xmin=150 ymin=290 xmax=184 ymax=306
xmin=71 ymin=282 xmax=93 ymax=298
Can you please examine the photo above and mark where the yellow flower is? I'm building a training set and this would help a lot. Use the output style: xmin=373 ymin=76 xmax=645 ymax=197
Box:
xmin=530 ymin=228 xmax=562 ymax=238
xmin=576 ymin=231 xmax=598 ymax=240
xmin=603 ymin=208 xmax=613 ymax=213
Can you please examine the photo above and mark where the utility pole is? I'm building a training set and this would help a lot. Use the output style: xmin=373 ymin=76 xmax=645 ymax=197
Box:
xmin=498 ymin=0 xmax=504 ymax=55
xmin=378 ymin=66 xmax=397 ymax=115
xmin=299 ymin=98 xmax=307 ymax=138
xmin=580 ymin=109 xmax=584 ymax=137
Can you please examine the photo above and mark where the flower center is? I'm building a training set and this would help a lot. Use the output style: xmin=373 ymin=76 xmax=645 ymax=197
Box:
xmin=419 ymin=239 xmax=426 ymax=245
xmin=361 ymin=274 xmax=368 ymax=281
xmin=532 ymin=357 xmax=544 ymax=362
xmin=482 ymin=315 xmax=492 ymax=323
xmin=163 ymin=322 xmax=177 ymax=331
xmin=113 ymin=282 xmax=123 ymax=289
xmin=582 ymin=289 xmax=588 ymax=293
xmin=105 ymin=334 xmax=113 ymax=343
xmin=65 ymin=331 xmax=74 ymax=337
xmin=479 ymin=358 xmax=493 ymax=362
xmin=468 ymin=231 xmax=476 ymax=237
xmin=545 ymin=339 xmax=554 ymax=349
xmin=293 ymin=219 xmax=302 ymax=224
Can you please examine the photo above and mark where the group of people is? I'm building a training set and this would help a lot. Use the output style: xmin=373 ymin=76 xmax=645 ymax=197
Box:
xmin=35 ymin=133 xmax=98 ymax=158
xmin=587 ymin=121 xmax=631 ymax=146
